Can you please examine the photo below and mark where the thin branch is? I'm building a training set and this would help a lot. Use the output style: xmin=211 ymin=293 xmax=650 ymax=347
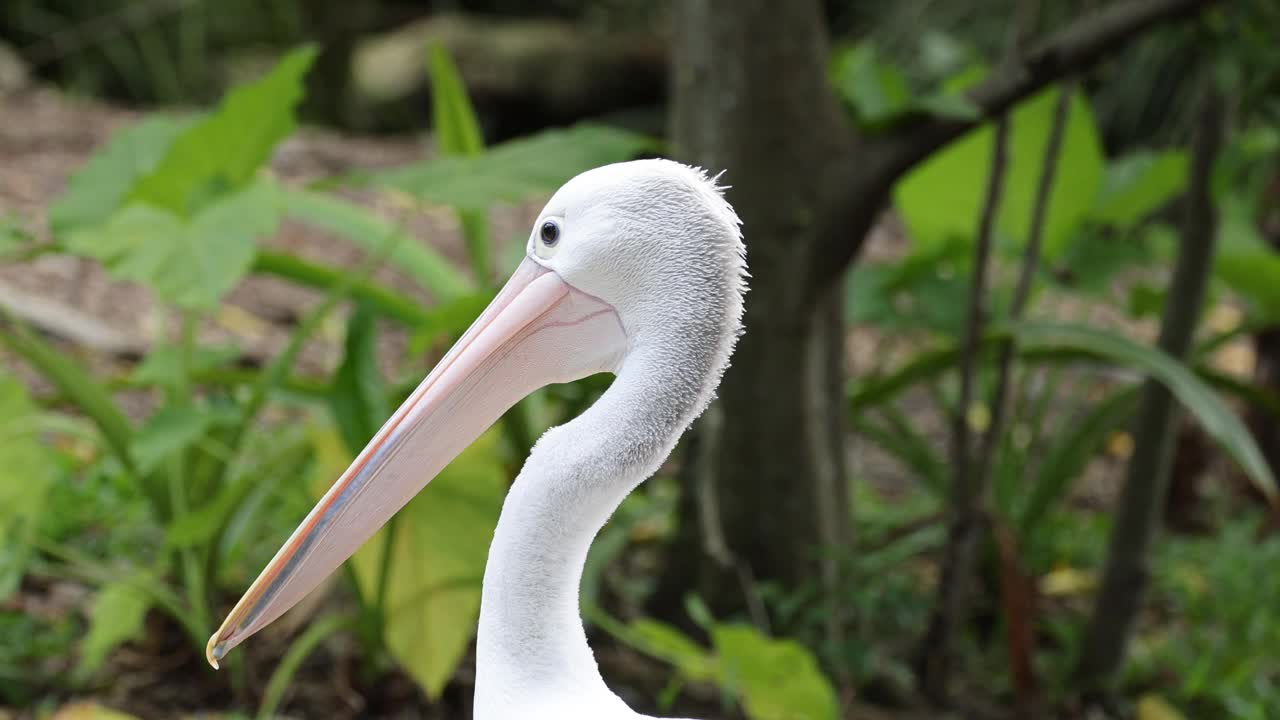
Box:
xmin=918 ymin=106 xmax=1014 ymax=708
xmin=886 ymin=0 xmax=1216 ymax=174
xmin=974 ymin=83 xmax=1075 ymax=495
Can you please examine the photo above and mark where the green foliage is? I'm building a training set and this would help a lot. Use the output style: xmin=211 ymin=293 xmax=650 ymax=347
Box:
xmin=50 ymin=116 xmax=194 ymax=235
xmin=598 ymin=610 xmax=839 ymax=720
xmin=0 ymin=374 xmax=56 ymax=599
xmin=75 ymin=576 xmax=152 ymax=682
xmin=66 ymin=182 xmax=280 ymax=311
xmin=280 ymin=188 xmax=471 ymax=301
xmin=128 ymin=45 xmax=316 ymax=215
xmin=896 ymin=86 xmax=1105 ymax=259
xmin=1137 ymin=516 xmax=1280 ymax=716
xmin=329 ymin=302 xmax=389 ymax=455
xmin=1090 ymin=150 xmax=1189 ymax=229
xmin=831 ymin=42 xmax=980 ymax=130
xmin=368 ymin=124 xmax=657 ymax=211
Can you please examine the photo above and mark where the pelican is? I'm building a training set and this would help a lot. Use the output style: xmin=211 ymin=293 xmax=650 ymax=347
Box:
xmin=206 ymin=159 xmax=746 ymax=719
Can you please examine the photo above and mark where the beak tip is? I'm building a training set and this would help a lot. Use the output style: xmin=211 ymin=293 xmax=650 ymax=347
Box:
xmin=206 ymin=635 xmax=226 ymax=669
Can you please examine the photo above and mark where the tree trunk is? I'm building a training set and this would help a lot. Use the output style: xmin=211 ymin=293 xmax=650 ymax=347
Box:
xmin=1073 ymin=79 xmax=1225 ymax=692
xmin=651 ymin=0 xmax=864 ymax=639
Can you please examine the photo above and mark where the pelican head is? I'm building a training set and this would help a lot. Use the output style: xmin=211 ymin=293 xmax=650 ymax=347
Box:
xmin=207 ymin=159 xmax=746 ymax=719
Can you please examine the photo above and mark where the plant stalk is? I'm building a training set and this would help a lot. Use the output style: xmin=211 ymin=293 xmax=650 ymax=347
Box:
xmin=1073 ymin=79 xmax=1226 ymax=693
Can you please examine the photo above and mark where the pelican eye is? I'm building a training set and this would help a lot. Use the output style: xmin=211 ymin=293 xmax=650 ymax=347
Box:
xmin=539 ymin=220 xmax=560 ymax=246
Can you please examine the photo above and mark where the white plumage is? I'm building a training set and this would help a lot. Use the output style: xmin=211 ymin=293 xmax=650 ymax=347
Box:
xmin=207 ymin=159 xmax=748 ymax=719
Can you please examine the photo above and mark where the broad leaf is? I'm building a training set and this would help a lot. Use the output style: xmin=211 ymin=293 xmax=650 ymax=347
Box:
xmin=67 ymin=181 xmax=280 ymax=310
xmin=51 ymin=116 xmax=194 ymax=235
xmin=624 ymin=618 xmax=719 ymax=683
xmin=895 ymin=87 xmax=1105 ymax=259
xmin=0 ymin=374 xmax=56 ymax=599
xmin=330 ymin=302 xmax=388 ymax=455
xmin=75 ymin=576 xmax=152 ymax=681
xmin=128 ymin=45 xmax=317 ymax=215
xmin=1090 ymin=150 xmax=1188 ymax=229
xmin=368 ymin=124 xmax=656 ymax=210
xmin=311 ymin=424 xmax=505 ymax=699
xmin=712 ymin=624 xmax=839 ymax=720
xmin=282 ymin=187 xmax=470 ymax=301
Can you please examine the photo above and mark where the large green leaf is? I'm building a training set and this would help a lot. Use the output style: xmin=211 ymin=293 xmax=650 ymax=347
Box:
xmin=50 ymin=116 xmax=193 ymax=235
xmin=895 ymin=87 xmax=1105 ymax=258
xmin=1089 ymin=150 xmax=1188 ymax=229
xmin=281 ymin=187 xmax=470 ymax=301
xmin=0 ymin=374 xmax=56 ymax=599
xmin=311 ymin=424 xmax=505 ymax=699
xmin=75 ymin=575 xmax=152 ymax=682
xmin=128 ymin=45 xmax=317 ymax=215
xmin=712 ymin=624 xmax=839 ymax=720
xmin=66 ymin=181 xmax=280 ymax=310
xmin=368 ymin=123 xmax=657 ymax=210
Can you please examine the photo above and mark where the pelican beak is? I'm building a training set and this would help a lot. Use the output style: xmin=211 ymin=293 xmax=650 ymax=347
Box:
xmin=206 ymin=257 xmax=625 ymax=667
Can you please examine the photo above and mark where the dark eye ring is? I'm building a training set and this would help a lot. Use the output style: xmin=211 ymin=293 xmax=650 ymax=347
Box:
xmin=540 ymin=220 xmax=560 ymax=246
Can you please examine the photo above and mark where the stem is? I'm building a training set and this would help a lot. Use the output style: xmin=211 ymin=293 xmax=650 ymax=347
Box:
xmin=975 ymin=83 xmax=1074 ymax=496
xmin=1073 ymin=78 xmax=1225 ymax=694
xmin=919 ymin=80 xmax=1017 ymax=710
xmin=256 ymin=615 xmax=354 ymax=720
xmin=219 ymin=230 xmax=404 ymax=486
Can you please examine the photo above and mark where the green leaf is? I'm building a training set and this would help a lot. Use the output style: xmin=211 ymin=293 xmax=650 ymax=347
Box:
xmin=329 ymin=302 xmax=388 ymax=455
xmin=712 ymin=624 xmax=839 ymax=720
xmin=427 ymin=45 xmax=493 ymax=281
xmin=130 ymin=344 xmax=241 ymax=391
xmin=311 ymin=424 xmax=505 ymax=699
xmin=0 ymin=374 xmax=56 ymax=599
xmin=428 ymin=45 xmax=484 ymax=157
xmin=1214 ymin=195 xmax=1280 ymax=323
xmin=67 ymin=181 xmax=280 ymax=310
xmin=368 ymin=123 xmax=656 ymax=211
xmin=1019 ymin=385 xmax=1140 ymax=533
xmin=50 ymin=115 xmax=193 ymax=235
xmin=831 ymin=44 xmax=913 ymax=128
xmin=282 ymin=188 xmax=470 ymax=301
xmin=1090 ymin=150 xmax=1189 ymax=229
xmin=0 ymin=323 xmax=135 ymax=471
xmin=895 ymin=87 xmax=1105 ymax=258
xmin=128 ymin=45 xmax=317 ymax=215
xmin=131 ymin=405 xmax=216 ymax=474
xmin=75 ymin=576 xmax=152 ymax=681
xmin=1013 ymin=322 xmax=1276 ymax=500
xmin=626 ymin=618 xmax=719 ymax=683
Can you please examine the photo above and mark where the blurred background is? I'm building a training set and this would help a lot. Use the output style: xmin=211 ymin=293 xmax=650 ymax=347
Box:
xmin=0 ymin=0 xmax=1278 ymax=718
